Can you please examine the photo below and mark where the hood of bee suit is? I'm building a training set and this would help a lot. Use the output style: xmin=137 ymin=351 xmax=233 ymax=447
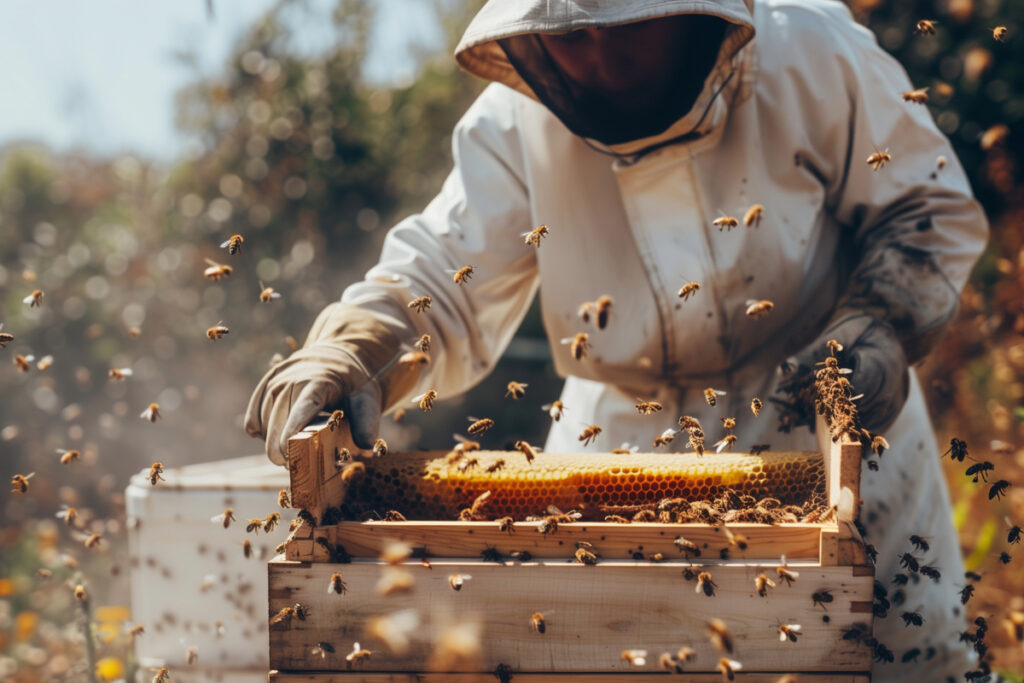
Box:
xmin=454 ymin=0 xmax=755 ymax=154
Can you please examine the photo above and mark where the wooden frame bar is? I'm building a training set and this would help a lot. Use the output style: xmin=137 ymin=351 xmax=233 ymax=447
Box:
xmin=271 ymin=674 xmax=871 ymax=682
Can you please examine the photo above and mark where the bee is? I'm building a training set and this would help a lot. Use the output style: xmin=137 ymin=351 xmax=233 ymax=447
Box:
xmin=141 ymin=402 xmax=162 ymax=422
xmin=108 ymin=367 xmax=134 ymax=381
xmin=653 ymin=428 xmax=678 ymax=448
xmin=936 ymin=155 xmax=947 ymax=170
xmin=688 ymin=427 xmax=706 ymax=456
xmin=522 ymin=224 xmax=549 ymax=247
xmin=717 ymin=658 xmax=742 ymax=681
xmin=1007 ymin=518 xmax=1022 ymax=545
xmin=346 ymin=641 xmax=372 ymax=666
xmin=1006 ymin=611 xmax=1024 ymax=642
xmin=458 ymin=491 xmax=492 ymax=521
xmin=79 ymin=532 xmax=102 ymax=550
xmin=453 ymin=433 xmax=481 ymax=456
xmin=678 ymin=281 xmax=701 ymax=300
xmin=776 ymin=557 xmax=799 ymax=586
xmin=673 ymin=536 xmax=701 ymax=557
xmin=13 ymin=354 xmax=34 ymax=372
xmin=755 ymin=573 xmax=776 ymax=597
xmin=496 ymin=517 xmax=515 ymax=534
xmin=658 ymin=653 xmax=678 ymax=672
xmin=909 ymin=535 xmax=930 ymax=552
xmin=203 ymin=258 xmax=233 ymax=281
xmin=56 ymin=448 xmax=80 ymax=466
xmin=264 ymin=512 xmax=281 ymax=533
xmin=722 ymin=526 xmax=748 ymax=550
xmin=803 ymin=589 xmax=832 ymax=611
xmin=311 ymin=642 xmax=335 ymax=659
xmin=485 ymin=459 xmax=505 ymax=473
xmin=211 ymin=508 xmax=235 ymax=529
xmin=220 ymin=233 xmax=244 ymax=254
xmin=901 ymin=87 xmax=930 ymax=104
xmin=505 ymin=381 xmax=528 ymax=399
xmin=258 ymin=281 xmax=281 ymax=303
xmin=128 ymin=326 xmax=142 ymax=338
xmin=467 ymin=416 xmax=494 ymax=436
xmin=992 ymin=25 xmax=1008 ymax=42
xmin=989 ymin=479 xmax=1010 ymax=500
xmin=579 ymin=295 xmax=614 ymax=329
xmin=74 ymin=584 xmax=88 ymax=601
xmin=530 ymin=612 xmax=547 ymax=634
xmin=870 ymin=434 xmax=889 ymax=456
xmin=448 ymin=573 xmax=472 ymax=591
xmin=414 ymin=334 xmax=430 ymax=352
xmin=745 ymin=299 xmax=774 ymax=318
xmin=206 ymin=322 xmax=229 ymax=340
xmin=451 ymin=265 xmax=474 ymax=285
xmin=277 ymin=489 xmax=291 ymax=508
xmin=35 ymin=355 xmax=53 ymax=371
xmin=541 ymin=400 xmax=565 ymax=421
xmin=285 ymin=335 xmax=298 ymax=351
xmin=578 ymin=424 xmax=602 ymax=446
xmin=373 ymin=438 xmax=388 ymax=457
xmin=23 ymin=289 xmax=44 ymax=308
xmin=0 ymin=323 xmax=13 ymax=348
xmin=749 ymin=444 xmax=770 ymax=455
xmin=898 ymin=552 xmax=919 ymax=572
xmin=148 ymin=462 xmax=165 ymax=485
xmin=944 ymin=437 xmax=969 ymax=462
xmin=915 ymin=19 xmax=937 ymax=35
xmin=713 ymin=214 xmax=739 ymax=231
xmin=715 ymin=434 xmax=738 ymax=453
xmin=392 ymin=408 xmax=406 ymax=422
xmin=635 ymin=398 xmax=663 ymax=415
xmin=407 ymin=296 xmax=432 ymax=313
xmin=621 ymin=649 xmax=648 ymax=667
xmin=341 ymin=462 xmax=365 ymax=483
xmin=129 ymin=624 xmax=145 ymax=639
xmin=561 ymin=332 xmax=590 ymax=360
xmin=242 ymin=539 xmax=253 ymax=558
xmin=514 ymin=440 xmax=538 ymax=464
xmin=458 ymin=457 xmax=479 ymax=473
xmin=150 ymin=667 xmax=170 ymax=683
xmin=960 ymin=584 xmax=975 ymax=605
xmin=704 ymin=387 xmax=726 ymax=406
xmin=56 ymin=505 xmax=78 ymax=526
xmin=898 ymin=611 xmax=924 ymax=627
xmin=707 ymin=619 xmax=734 ymax=653
xmin=574 ymin=543 xmax=598 ymax=565
xmin=246 ymin=518 xmax=264 ymax=534
xmin=778 ymin=623 xmax=802 ymax=642
xmin=919 ymin=565 xmax=941 ymax=582
xmin=414 ymin=389 xmax=437 ymax=411
xmin=867 ymin=147 xmax=892 ymax=171
xmin=965 ymin=461 xmax=994 ymax=483
xmin=696 ymin=571 xmax=717 ymax=597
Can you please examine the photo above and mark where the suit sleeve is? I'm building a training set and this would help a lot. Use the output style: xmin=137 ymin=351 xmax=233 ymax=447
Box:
xmin=341 ymin=83 xmax=539 ymax=401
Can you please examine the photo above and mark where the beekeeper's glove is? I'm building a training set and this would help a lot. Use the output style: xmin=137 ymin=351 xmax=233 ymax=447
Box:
xmin=245 ymin=302 xmax=426 ymax=464
xmin=777 ymin=308 xmax=908 ymax=434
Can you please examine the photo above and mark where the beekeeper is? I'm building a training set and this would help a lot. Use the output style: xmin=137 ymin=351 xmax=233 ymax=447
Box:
xmin=246 ymin=1 xmax=988 ymax=679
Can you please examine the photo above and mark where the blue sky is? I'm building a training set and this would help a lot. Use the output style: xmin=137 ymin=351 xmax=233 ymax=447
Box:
xmin=0 ymin=0 xmax=444 ymax=162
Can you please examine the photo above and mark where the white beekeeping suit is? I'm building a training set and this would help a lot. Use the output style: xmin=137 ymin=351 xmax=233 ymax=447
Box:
xmin=247 ymin=1 xmax=989 ymax=679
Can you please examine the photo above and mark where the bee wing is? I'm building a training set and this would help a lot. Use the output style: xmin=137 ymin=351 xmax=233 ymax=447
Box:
xmin=715 ymin=439 xmax=730 ymax=454
xmin=204 ymin=257 xmax=220 ymax=267
xmin=139 ymin=408 xmax=151 ymax=419
xmin=120 ymin=368 xmax=134 ymax=376
xmin=412 ymin=393 xmax=428 ymax=403
xmin=745 ymin=299 xmax=760 ymax=307
xmin=540 ymin=403 xmax=553 ymax=411
xmin=23 ymin=354 xmax=35 ymax=362
xmin=466 ymin=415 xmax=479 ymax=422
xmin=211 ymin=513 xmax=226 ymax=523
xmin=779 ymin=630 xmax=788 ymax=642
xmin=559 ymin=337 xmax=574 ymax=345
xmin=270 ymin=291 xmax=282 ymax=299
xmin=22 ymin=294 xmax=34 ymax=304
xmin=219 ymin=239 xmax=232 ymax=248
xmin=791 ymin=624 xmax=802 ymax=632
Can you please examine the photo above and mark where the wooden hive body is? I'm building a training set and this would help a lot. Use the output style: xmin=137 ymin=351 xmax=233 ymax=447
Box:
xmin=269 ymin=419 xmax=873 ymax=682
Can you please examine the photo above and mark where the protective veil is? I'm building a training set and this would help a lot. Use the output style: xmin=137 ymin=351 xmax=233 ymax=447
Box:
xmin=334 ymin=0 xmax=989 ymax=679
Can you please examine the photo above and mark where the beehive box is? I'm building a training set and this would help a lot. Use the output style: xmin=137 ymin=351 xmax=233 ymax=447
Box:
xmin=268 ymin=420 xmax=873 ymax=682
xmin=126 ymin=455 xmax=293 ymax=682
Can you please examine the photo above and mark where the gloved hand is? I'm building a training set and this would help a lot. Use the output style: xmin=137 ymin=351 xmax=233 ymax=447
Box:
xmin=776 ymin=308 xmax=908 ymax=435
xmin=245 ymin=302 xmax=426 ymax=464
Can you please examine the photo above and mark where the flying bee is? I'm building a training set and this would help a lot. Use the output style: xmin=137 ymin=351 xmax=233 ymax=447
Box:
xmin=704 ymin=387 xmax=726 ymax=406
xmin=898 ymin=552 xmax=919 ymax=572
xmin=211 ymin=508 xmax=235 ymax=529
xmin=277 ymin=489 xmax=290 ymax=508
xmin=245 ymin=518 xmax=264 ymax=534
xmin=915 ymin=19 xmax=937 ymax=35
xmin=35 ymin=355 xmax=53 ymax=371
xmin=448 ymin=573 xmax=472 ymax=591
xmin=653 ymin=428 xmax=678 ymax=448
xmin=327 ymin=572 xmax=347 ymax=595
xmin=522 ymin=224 xmax=549 ymax=247
xmin=148 ymin=462 xmax=165 ymax=485
xmin=635 ymin=398 xmax=663 ymax=415
xmin=778 ymin=623 xmax=802 ymax=642
xmin=220 ymin=233 xmax=244 ymax=254
xmin=707 ymin=619 xmax=734 ymax=653
xmin=140 ymin=402 xmax=161 ymax=422
xmin=542 ymin=400 xmax=565 ymax=421
xmin=13 ymin=354 xmax=34 ymax=372
xmin=902 ymin=87 xmax=930 ymax=104
xmin=870 ymin=434 xmax=889 ymax=456
xmin=57 ymin=448 xmax=80 ymax=465
xmin=743 ymin=204 xmax=764 ymax=228
xmin=73 ymin=584 xmax=88 ymax=601
xmin=944 ymin=437 xmax=969 ymax=462
xmin=713 ymin=214 xmax=739 ymax=231
xmin=1006 ymin=611 xmax=1024 ymax=642
xmin=0 ymin=323 xmax=13 ymax=348
xmin=621 ymin=649 xmax=648 ymax=667
xmin=812 ymin=589 xmax=834 ymax=609
xmin=258 ymin=281 xmax=281 ymax=303
xmin=688 ymin=427 xmax=706 ymax=456
xmin=373 ymin=438 xmax=388 ymax=457
xmin=129 ymin=624 xmax=145 ymax=639
xmin=936 ymin=155 xmax=947 ymax=170
xmin=899 ymin=610 xmax=924 ymax=627
xmin=206 ymin=322 xmax=229 ymax=340
xmin=658 ymin=653 xmax=678 ymax=672
xmin=678 ymin=281 xmax=701 ymax=300
xmin=989 ymin=479 xmax=1010 ymax=500
xmin=919 ymin=565 xmax=941 ymax=582
xmin=867 ymin=147 xmax=892 ymax=171
xmin=750 ymin=397 xmax=763 ymax=416
xmin=410 ymin=335 xmax=430 ymax=355
xmin=108 ymin=367 xmax=133 ymax=381
xmin=513 ymin=440 xmax=538 ymax=464
xmin=715 ymin=434 xmax=737 ymax=453
xmin=909 ymin=535 xmax=930 ymax=552
xmin=414 ymin=389 xmax=437 ymax=411
xmin=505 ymin=381 xmax=528 ymax=399
xmin=718 ymin=658 xmax=742 ymax=681
xmin=450 ymin=265 xmax=474 ymax=285
xmin=453 ymin=433 xmax=481 ymax=456
xmin=10 ymin=472 xmax=34 ymax=494
xmin=264 ymin=512 xmax=281 ymax=533
xmin=578 ymin=424 xmax=602 ymax=446
xmin=993 ymin=25 xmax=1008 ymax=42
xmin=346 ymin=642 xmax=372 ymax=666
xmin=960 ymin=584 xmax=975 ymax=605
xmin=561 ymin=332 xmax=590 ymax=360
xmin=467 ymin=416 xmax=494 ymax=436
xmin=981 ymin=123 xmax=1010 ymax=150
xmin=150 ymin=667 xmax=170 ymax=683
xmin=203 ymin=258 xmax=233 ymax=281
xmin=1007 ymin=518 xmax=1022 ymax=545
xmin=23 ymin=289 xmax=44 ymax=307
xmin=311 ymin=641 xmax=334 ymax=660
xmin=965 ymin=461 xmax=994 ymax=483
xmin=56 ymin=505 xmax=78 ymax=526
xmin=776 ymin=556 xmax=799 ymax=585
xmin=611 ymin=443 xmax=639 ymax=454
xmin=530 ymin=612 xmax=547 ymax=634
xmin=696 ymin=571 xmax=717 ymax=597
xmin=723 ymin=526 xmax=748 ymax=550
xmin=745 ymin=299 xmax=774 ymax=318
xmin=241 ymin=539 xmax=253 ymax=558
xmin=755 ymin=573 xmax=776 ymax=597
xmin=407 ymin=296 xmax=432 ymax=313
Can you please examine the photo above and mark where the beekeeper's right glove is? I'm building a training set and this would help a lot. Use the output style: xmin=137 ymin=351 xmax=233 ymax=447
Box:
xmin=244 ymin=302 xmax=426 ymax=464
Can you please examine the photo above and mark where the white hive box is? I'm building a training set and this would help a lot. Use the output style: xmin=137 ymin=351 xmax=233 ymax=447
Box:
xmin=126 ymin=455 xmax=292 ymax=682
